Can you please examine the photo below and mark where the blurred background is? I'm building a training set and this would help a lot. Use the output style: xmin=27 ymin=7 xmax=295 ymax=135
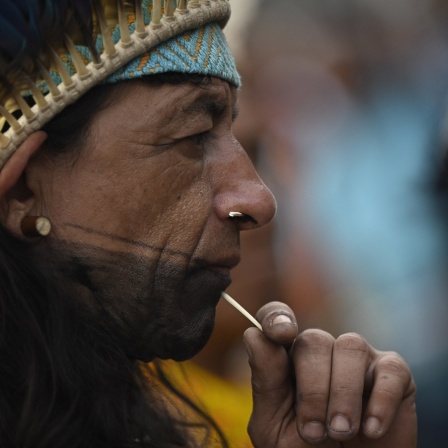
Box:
xmin=182 ymin=0 xmax=448 ymax=446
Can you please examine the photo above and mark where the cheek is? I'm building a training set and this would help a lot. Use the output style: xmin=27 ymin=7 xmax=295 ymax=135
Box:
xmin=37 ymin=157 xmax=222 ymax=361
xmin=43 ymin=158 xmax=212 ymax=250
xmin=124 ymin=164 xmax=213 ymax=249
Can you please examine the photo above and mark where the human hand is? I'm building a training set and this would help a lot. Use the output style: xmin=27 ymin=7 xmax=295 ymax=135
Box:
xmin=243 ymin=302 xmax=417 ymax=447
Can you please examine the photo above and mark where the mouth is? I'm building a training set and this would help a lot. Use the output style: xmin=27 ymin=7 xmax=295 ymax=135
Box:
xmin=188 ymin=253 xmax=240 ymax=296
xmin=201 ymin=265 xmax=233 ymax=290
xmin=202 ymin=253 xmax=240 ymax=277
xmin=205 ymin=264 xmax=232 ymax=276
xmin=201 ymin=255 xmax=240 ymax=285
xmin=184 ymin=265 xmax=232 ymax=310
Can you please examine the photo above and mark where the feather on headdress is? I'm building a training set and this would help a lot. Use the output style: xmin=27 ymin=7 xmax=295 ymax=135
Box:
xmin=0 ymin=0 xmax=237 ymax=168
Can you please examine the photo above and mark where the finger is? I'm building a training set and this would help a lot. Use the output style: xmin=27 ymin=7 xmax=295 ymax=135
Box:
xmin=255 ymin=301 xmax=299 ymax=345
xmin=326 ymin=333 xmax=370 ymax=441
xmin=293 ymin=329 xmax=335 ymax=444
xmin=243 ymin=327 xmax=297 ymax=447
xmin=362 ymin=351 xmax=417 ymax=440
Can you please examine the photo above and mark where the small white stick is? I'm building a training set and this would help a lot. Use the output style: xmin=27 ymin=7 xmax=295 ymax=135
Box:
xmin=221 ymin=292 xmax=262 ymax=331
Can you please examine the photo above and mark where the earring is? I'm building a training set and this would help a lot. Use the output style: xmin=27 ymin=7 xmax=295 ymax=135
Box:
xmin=21 ymin=216 xmax=52 ymax=237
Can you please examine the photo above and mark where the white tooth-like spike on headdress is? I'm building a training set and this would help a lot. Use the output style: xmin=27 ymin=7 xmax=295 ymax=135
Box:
xmin=164 ymin=0 xmax=176 ymax=19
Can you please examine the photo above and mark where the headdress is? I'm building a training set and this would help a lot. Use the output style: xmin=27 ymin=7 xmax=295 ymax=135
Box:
xmin=0 ymin=0 xmax=239 ymax=169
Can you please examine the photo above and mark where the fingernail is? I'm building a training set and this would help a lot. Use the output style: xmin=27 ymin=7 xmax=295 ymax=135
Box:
xmin=364 ymin=416 xmax=382 ymax=435
xmin=302 ymin=421 xmax=326 ymax=441
xmin=272 ymin=314 xmax=293 ymax=325
xmin=330 ymin=415 xmax=351 ymax=433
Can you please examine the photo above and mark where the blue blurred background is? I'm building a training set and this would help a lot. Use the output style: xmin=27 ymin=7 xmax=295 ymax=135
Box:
xmin=224 ymin=0 xmax=448 ymax=445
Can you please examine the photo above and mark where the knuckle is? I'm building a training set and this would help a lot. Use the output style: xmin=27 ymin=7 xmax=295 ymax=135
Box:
xmin=335 ymin=333 xmax=369 ymax=355
xmin=378 ymin=352 xmax=412 ymax=383
xmin=251 ymin=376 xmax=291 ymax=397
xmin=374 ymin=385 xmax=400 ymax=404
xmin=299 ymin=388 xmax=329 ymax=405
xmin=294 ymin=329 xmax=334 ymax=355
xmin=297 ymin=390 xmax=330 ymax=424
xmin=332 ymin=382 xmax=358 ymax=396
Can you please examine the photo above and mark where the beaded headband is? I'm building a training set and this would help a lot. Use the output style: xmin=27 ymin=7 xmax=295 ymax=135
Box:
xmin=0 ymin=0 xmax=239 ymax=170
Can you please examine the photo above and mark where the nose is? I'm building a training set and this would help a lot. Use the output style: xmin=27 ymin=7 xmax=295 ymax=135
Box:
xmin=212 ymin=143 xmax=277 ymax=231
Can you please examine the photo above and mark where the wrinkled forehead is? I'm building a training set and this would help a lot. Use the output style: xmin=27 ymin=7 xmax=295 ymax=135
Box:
xmin=97 ymin=77 xmax=239 ymax=135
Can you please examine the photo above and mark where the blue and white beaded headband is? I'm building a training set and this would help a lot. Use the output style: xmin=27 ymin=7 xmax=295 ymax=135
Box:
xmin=0 ymin=0 xmax=240 ymax=169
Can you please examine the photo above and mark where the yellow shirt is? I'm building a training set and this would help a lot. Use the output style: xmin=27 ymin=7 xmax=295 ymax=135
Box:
xmin=162 ymin=360 xmax=253 ymax=448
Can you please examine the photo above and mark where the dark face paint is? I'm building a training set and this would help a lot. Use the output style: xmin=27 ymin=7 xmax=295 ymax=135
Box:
xmin=51 ymin=240 xmax=230 ymax=361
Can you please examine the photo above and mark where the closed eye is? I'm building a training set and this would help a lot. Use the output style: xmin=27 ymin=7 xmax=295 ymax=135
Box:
xmin=149 ymin=130 xmax=213 ymax=150
xmin=189 ymin=131 xmax=214 ymax=148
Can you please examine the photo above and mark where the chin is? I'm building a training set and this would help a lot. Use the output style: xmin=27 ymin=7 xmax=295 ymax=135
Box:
xmin=168 ymin=332 xmax=213 ymax=361
xmin=162 ymin=307 xmax=217 ymax=361
xmin=130 ymin=267 xmax=227 ymax=362
xmin=161 ymin=269 xmax=227 ymax=361
xmin=131 ymin=305 xmax=217 ymax=362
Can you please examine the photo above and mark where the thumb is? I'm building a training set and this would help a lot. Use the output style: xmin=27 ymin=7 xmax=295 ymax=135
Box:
xmin=243 ymin=327 xmax=296 ymax=447
xmin=255 ymin=301 xmax=299 ymax=345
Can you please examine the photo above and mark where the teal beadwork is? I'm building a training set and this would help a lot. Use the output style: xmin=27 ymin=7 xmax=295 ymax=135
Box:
xmin=50 ymin=23 xmax=240 ymax=89
xmin=106 ymin=23 xmax=240 ymax=86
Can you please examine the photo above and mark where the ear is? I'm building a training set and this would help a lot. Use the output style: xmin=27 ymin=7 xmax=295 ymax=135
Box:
xmin=0 ymin=131 xmax=47 ymax=238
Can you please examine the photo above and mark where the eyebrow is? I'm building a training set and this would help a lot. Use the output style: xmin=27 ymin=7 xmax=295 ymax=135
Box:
xmin=182 ymin=97 xmax=239 ymax=122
